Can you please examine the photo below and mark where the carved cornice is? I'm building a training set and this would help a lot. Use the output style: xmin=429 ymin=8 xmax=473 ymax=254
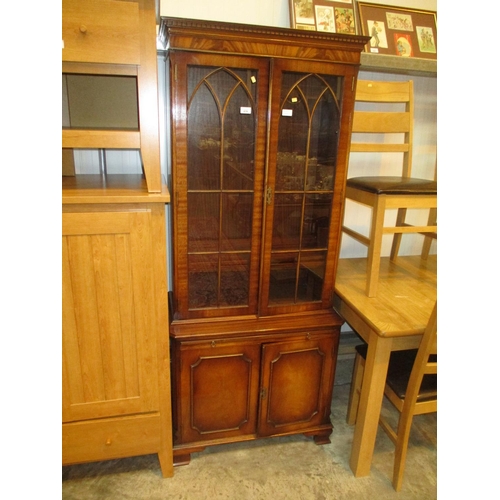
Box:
xmin=159 ymin=17 xmax=370 ymax=65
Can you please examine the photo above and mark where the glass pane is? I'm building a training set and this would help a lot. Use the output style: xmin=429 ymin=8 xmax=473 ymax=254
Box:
xmin=272 ymin=193 xmax=302 ymax=250
xmin=222 ymin=193 xmax=253 ymax=251
xmin=276 ymin=91 xmax=307 ymax=191
xmin=269 ymin=252 xmax=298 ymax=304
xmin=188 ymin=82 xmax=221 ymax=190
xmin=297 ymin=251 xmax=327 ymax=302
xmin=188 ymin=254 xmax=218 ymax=309
xmin=302 ymin=194 xmax=333 ymax=249
xmin=305 ymin=163 xmax=335 ymax=191
xmin=188 ymin=193 xmax=220 ymax=253
xmin=219 ymin=253 xmax=250 ymax=307
xmin=309 ymin=85 xmax=339 ymax=168
xmin=223 ymin=83 xmax=256 ymax=191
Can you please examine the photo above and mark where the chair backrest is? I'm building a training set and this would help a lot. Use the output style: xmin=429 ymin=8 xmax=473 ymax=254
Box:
xmin=403 ymin=302 xmax=437 ymax=413
xmin=350 ymin=80 xmax=414 ymax=178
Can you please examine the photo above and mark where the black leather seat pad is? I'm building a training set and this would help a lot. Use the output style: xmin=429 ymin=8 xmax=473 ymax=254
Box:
xmin=355 ymin=343 xmax=437 ymax=402
xmin=346 ymin=176 xmax=437 ymax=195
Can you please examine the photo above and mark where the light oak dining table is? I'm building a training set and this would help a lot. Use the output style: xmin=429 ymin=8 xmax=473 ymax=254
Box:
xmin=333 ymin=254 xmax=437 ymax=477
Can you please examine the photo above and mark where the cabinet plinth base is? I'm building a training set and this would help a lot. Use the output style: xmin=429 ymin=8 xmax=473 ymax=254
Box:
xmin=172 ymin=428 xmax=333 ymax=467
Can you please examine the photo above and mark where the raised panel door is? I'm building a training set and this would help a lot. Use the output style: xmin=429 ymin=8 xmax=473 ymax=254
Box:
xmin=258 ymin=335 xmax=336 ymax=438
xmin=176 ymin=342 xmax=261 ymax=444
xmin=62 ymin=209 xmax=159 ymax=422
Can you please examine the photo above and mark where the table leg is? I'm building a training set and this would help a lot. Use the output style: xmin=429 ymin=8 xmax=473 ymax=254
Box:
xmin=349 ymin=334 xmax=392 ymax=477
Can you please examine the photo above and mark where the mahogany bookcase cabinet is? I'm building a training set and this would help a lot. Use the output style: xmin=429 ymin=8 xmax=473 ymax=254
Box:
xmin=160 ymin=17 xmax=369 ymax=465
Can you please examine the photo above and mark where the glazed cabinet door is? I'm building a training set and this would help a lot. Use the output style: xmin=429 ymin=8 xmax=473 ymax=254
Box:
xmin=258 ymin=335 xmax=337 ymax=439
xmin=260 ymin=59 xmax=357 ymax=316
xmin=175 ymin=341 xmax=261 ymax=444
xmin=62 ymin=208 xmax=160 ymax=422
xmin=169 ymin=52 xmax=269 ymax=320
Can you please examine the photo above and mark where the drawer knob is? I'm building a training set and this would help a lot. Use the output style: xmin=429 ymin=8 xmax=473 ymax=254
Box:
xmin=105 ymin=438 xmax=112 ymax=446
xmin=79 ymin=25 xmax=88 ymax=34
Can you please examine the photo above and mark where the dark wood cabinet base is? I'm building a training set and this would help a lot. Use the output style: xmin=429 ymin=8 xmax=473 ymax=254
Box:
xmin=169 ymin=311 xmax=342 ymax=466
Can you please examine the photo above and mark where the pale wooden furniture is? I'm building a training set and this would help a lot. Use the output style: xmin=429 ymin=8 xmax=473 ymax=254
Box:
xmin=421 ymin=167 xmax=438 ymax=259
xmin=341 ymin=80 xmax=437 ymax=297
xmin=333 ymin=254 xmax=436 ymax=478
xmin=62 ymin=0 xmax=174 ymax=477
xmin=421 ymin=207 xmax=437 ymax=259
xmin=62 ymin=0 xmax=162 ymax=193
xmin=160 ymin=17 xmax=369 ymax=465
xmin=347 ymin=302 xmax=437 ymax=491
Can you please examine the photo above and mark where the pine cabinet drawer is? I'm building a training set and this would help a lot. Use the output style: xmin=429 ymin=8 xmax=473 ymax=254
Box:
xmin=62 ymin=413 xmax=161 ymax=465
xmin=62 ymin=0 xmax=140 ymax=65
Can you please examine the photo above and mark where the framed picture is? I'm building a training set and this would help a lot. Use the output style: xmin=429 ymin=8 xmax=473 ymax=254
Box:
xmin=290 ymin=0 xmax=358 ymax=35
xmin=357 ymin=2 xmax=437 ymax=59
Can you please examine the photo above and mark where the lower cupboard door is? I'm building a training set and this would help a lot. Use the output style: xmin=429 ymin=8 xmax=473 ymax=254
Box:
xmin=178 ymin=343 xmax=261 ymax=443
xmin=258 ymin=336 xmax=335 ymax=437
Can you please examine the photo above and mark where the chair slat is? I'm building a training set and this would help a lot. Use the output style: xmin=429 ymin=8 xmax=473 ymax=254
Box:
xmin=352 ymin=111 xmax=411 ymax=133
xmin=350 ymin=143 xmax=409 ymax=153
xmin=356 ymin=80 xmax=411 ymax=103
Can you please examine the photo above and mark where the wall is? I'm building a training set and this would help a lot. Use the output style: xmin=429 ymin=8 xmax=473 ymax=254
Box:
xmin=159 ymin=0 xmax=290 ymax=27
xmin=159 ymin=0 xmax=437 ymax=27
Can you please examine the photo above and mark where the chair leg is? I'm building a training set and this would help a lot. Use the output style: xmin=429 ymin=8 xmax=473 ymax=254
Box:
xmin=366 ymin=198 xmax=386 ymax=297
xmin=346 ymin=352 xmax=365 ymax=425
xmin=392 ymin=410 xmax=415 ymax=491
xmin=390 ymin=208 xmax=407 ymax=261
xmin=421 ymin=207 xmax=437 ymax=260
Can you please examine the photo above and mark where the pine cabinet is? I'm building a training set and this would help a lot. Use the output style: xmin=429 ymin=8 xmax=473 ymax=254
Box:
xmin=62 ymin=200 xmax=172 ymax=470
xmin=62 ymin=0 xmax=173 ymax=477
xmin=160 ymin=17 xmax=369 ymax=465
xmin=62 ymin=0 xmax=163 ymax=193
xmin=62 ymin=189 xmax=173 ymax=477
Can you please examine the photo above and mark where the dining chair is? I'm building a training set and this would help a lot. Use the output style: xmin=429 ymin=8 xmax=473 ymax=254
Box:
xmin=346 ymin=302 xmax=437 ymax=491
xmin=342 ymin=79 xmax=437 ymax=296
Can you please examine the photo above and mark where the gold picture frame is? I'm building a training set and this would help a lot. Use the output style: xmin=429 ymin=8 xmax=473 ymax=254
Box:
xmin=357 ymin=2 xmax=437 ymax=59
xmin=289 ymin=0 xmax=358 ymax=35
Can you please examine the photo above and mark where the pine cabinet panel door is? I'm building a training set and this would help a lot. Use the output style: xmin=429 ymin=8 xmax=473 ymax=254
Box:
xmin=62 ymin=210 xmax=159 ymax=422
xmin=62 ymin=0 xmax=140 ymax=65
xmin=258 ymin=336 xmax=336 ymax=437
